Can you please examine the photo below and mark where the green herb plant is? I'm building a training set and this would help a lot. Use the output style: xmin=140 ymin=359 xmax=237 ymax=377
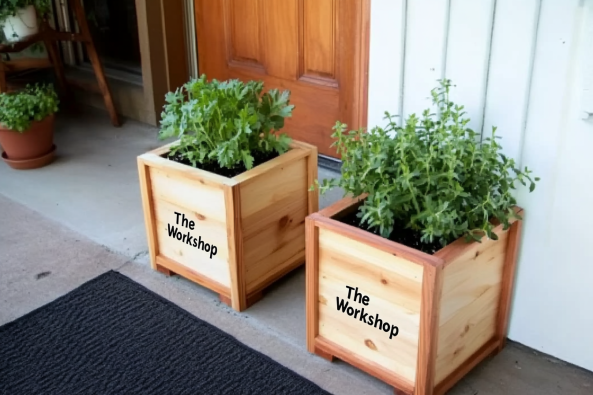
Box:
xmin=0 ymin=83 xmax=59 ymax=132
xmin=0 ymin=0 xmax=52 ymax=29
xmin=159 ymin=75 xmax=294 ymax=170
xmin=0 ymin=0 xmax=52 ymax=51
xmin=314 ymin=80 xmax=539 ymax=248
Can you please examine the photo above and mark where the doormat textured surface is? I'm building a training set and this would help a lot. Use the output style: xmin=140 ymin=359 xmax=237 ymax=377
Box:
xmin=0 ymin=271 xmax=330 ymax=395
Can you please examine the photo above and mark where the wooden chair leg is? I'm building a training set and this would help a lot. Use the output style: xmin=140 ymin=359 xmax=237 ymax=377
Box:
xmin=43 ymin=38 xmax=70 ymax=100
xmin=0 ymin=64 xmax=6 ymax=93
xmin=69 ymin=0 xmax=121 ymax=127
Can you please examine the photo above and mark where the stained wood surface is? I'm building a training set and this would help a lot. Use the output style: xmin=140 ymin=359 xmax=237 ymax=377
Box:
xmin=317 ymin=228 xmax=423 ymax=385
xmin=194 ymin=0 xmax=370 ymax=157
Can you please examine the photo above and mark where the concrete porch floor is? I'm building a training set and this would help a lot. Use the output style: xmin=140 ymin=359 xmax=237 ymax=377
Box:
xmin=1 ymin=107 xmax=592 ymax=395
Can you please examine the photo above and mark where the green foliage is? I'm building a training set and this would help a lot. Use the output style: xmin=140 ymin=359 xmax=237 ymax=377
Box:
xmin=0 ymin=0 xmax=52 ymax=51
xmin=0 ymin=83 xmax=59 ymax=132
xmin=314 ymin=80 xmax=539 ymax=247
xmin=159 ymin=75 xmax=294 ymax=170
xmin=0 ymin=0 xmax=52 ymax=24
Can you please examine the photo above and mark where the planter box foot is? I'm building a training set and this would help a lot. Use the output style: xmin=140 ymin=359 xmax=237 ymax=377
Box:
xmin=156 ymin=264 xmax=176 ymax=277
xmin=314 ymin=347 xmax=335 ymax=362
xmin=219 ymin=291 xmax=264 ymax=310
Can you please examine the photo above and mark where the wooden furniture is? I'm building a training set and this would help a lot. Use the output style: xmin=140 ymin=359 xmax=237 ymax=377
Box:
xmin=306 ymin=196 xmax=523 ymax=395
xmin=195 ymin=0 xmax=370 ymax=157
xmin=0 ymin=0 xmax=120 ymax=126
xmin=138 ymin=140 xmax=318 ymax=311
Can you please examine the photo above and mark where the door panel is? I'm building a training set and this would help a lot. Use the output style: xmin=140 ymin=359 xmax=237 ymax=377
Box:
xmin=195 ymin=0 xmax=369 ymax=157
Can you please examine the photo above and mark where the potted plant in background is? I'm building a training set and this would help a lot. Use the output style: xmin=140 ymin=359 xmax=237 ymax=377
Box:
xmin=306 ymin=80 xmax=539 ymax=395
xmin=0 ymin=0 xmax=52 ymax=43
xmin=0 ymin=83 xmax=59 ymax=169
xmin=137 ymin=76 xmax=318 ymax=312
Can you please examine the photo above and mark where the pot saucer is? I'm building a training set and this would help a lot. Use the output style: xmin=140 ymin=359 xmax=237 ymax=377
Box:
xmin=2 ymin=145 xmax=57 ymax=170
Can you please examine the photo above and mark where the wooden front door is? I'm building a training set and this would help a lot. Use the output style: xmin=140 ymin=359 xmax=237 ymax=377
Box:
xmin=195 ymin=0 xmax=369 ymax=158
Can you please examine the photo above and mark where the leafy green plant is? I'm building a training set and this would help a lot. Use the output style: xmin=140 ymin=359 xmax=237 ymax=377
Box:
xmin=0 ymin=83 xmax=59 ymax=132
xmin=159 ymin=75 xmax=294 ymax=170
xmin=314 ymin=80 xmax=539 ymax=247
xmin=0 ymin=0 xmax=52 ymax=25
xmin=0 ymin=0 xmax=52 ymax=51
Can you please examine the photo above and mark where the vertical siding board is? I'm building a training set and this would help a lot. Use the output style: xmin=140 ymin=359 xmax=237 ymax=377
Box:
xmin=445 ymin=0 xmax=496 ymax=137
xmin=367 ymin=0 xmax=406 ymax=130
xmin=402 ymin=0 xmax=450 ymax=120
xmin=482 ymin=0 xmax=541 ymax=163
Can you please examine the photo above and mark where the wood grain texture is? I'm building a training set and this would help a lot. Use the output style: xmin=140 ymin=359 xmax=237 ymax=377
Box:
xmin=194 ymin=0 xmax=370 ymax=157
xmin=137 ymin=159 xmax=159 ymax=270
xmin=301 ymin=0 xmax=337 ymax=83
xmin=315 ymin=337 xmax=414 ymax=394
xmin=314 ymin=214 xmax=442 ymax=268
xmin=225 ymin=184 xmax=246 ymax=311
xmin=306 ymin=198 xmax=523 ymax=394
xmin=434 ymin=338 xmax=499 ymax=395
xmin=153 ymin=198 xmax=231 ymax=288
xmin=241 ymin=153 xmax=310 ymax=293
xmin=156 ymin=255 xmax=230 ymax=297
xmin=139 ymin=142 xmax=314 ymax=312
xmin=496 ymin=210 xmax=524 ymax=351
xmin=306 ymin=217 xmax=320 ymax=353
xmin=434 ymin=223 xmax=509 ymax=385
xmin=415 ymin=264 xmax=443 ymax=395
xmin=317 ymin=227 xmax=423 ymax=385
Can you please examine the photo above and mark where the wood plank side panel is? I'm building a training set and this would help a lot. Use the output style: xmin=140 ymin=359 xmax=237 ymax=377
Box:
xmin=435 ymin=229 xmax=509 ymax=385
xmin=241 ymin=155 xmax=309 ymax=293
xmin=317 ymin=227 xmax=423 ymax=384
xmin=149 ymin=167 xmax=231 ymax=288
xmin=434 ymin=338 xmax=499 ymax=395
xmin=300 ymin=0 xmax=337 ymax=86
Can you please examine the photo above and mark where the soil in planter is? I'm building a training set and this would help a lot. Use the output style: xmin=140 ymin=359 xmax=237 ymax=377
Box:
xmin=165 ymin=150 xmax=280 ymax=178
xmin=338 ymin=211 xmax=445 ymax=255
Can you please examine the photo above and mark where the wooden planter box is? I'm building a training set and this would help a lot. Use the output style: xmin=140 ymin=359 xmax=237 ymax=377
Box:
xmin=306 ymin=196 xmax=523 ymax=395
xmin=138 ymin=140 xmax=318 ymax=312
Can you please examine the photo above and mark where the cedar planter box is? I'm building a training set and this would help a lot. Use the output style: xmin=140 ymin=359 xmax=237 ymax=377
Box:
xmin=306 ymin=196 xmax=523 ymax=395
xmin=138 ymin=140 xmax=318 ymax=312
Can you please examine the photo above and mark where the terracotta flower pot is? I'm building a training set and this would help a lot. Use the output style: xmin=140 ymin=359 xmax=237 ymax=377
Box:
xmin=0 ymin=115 xmax=56 ymax=169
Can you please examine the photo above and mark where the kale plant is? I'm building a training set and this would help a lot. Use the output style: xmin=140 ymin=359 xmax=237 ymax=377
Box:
xmin=315 ymin=80 xmax=539 ymax=247
xmin=159 ymin=75 xmax=294 ymax=170
xmin=0 ymin=83 xmax=59 ymax=132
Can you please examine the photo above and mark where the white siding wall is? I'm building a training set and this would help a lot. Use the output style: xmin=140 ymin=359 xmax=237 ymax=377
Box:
xmin=369 ymin=0 xmax=593 ymax=371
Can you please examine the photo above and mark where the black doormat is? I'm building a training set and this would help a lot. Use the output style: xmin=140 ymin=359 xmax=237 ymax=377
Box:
xmin=0 ymin=271 xmax=331 ymax=395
